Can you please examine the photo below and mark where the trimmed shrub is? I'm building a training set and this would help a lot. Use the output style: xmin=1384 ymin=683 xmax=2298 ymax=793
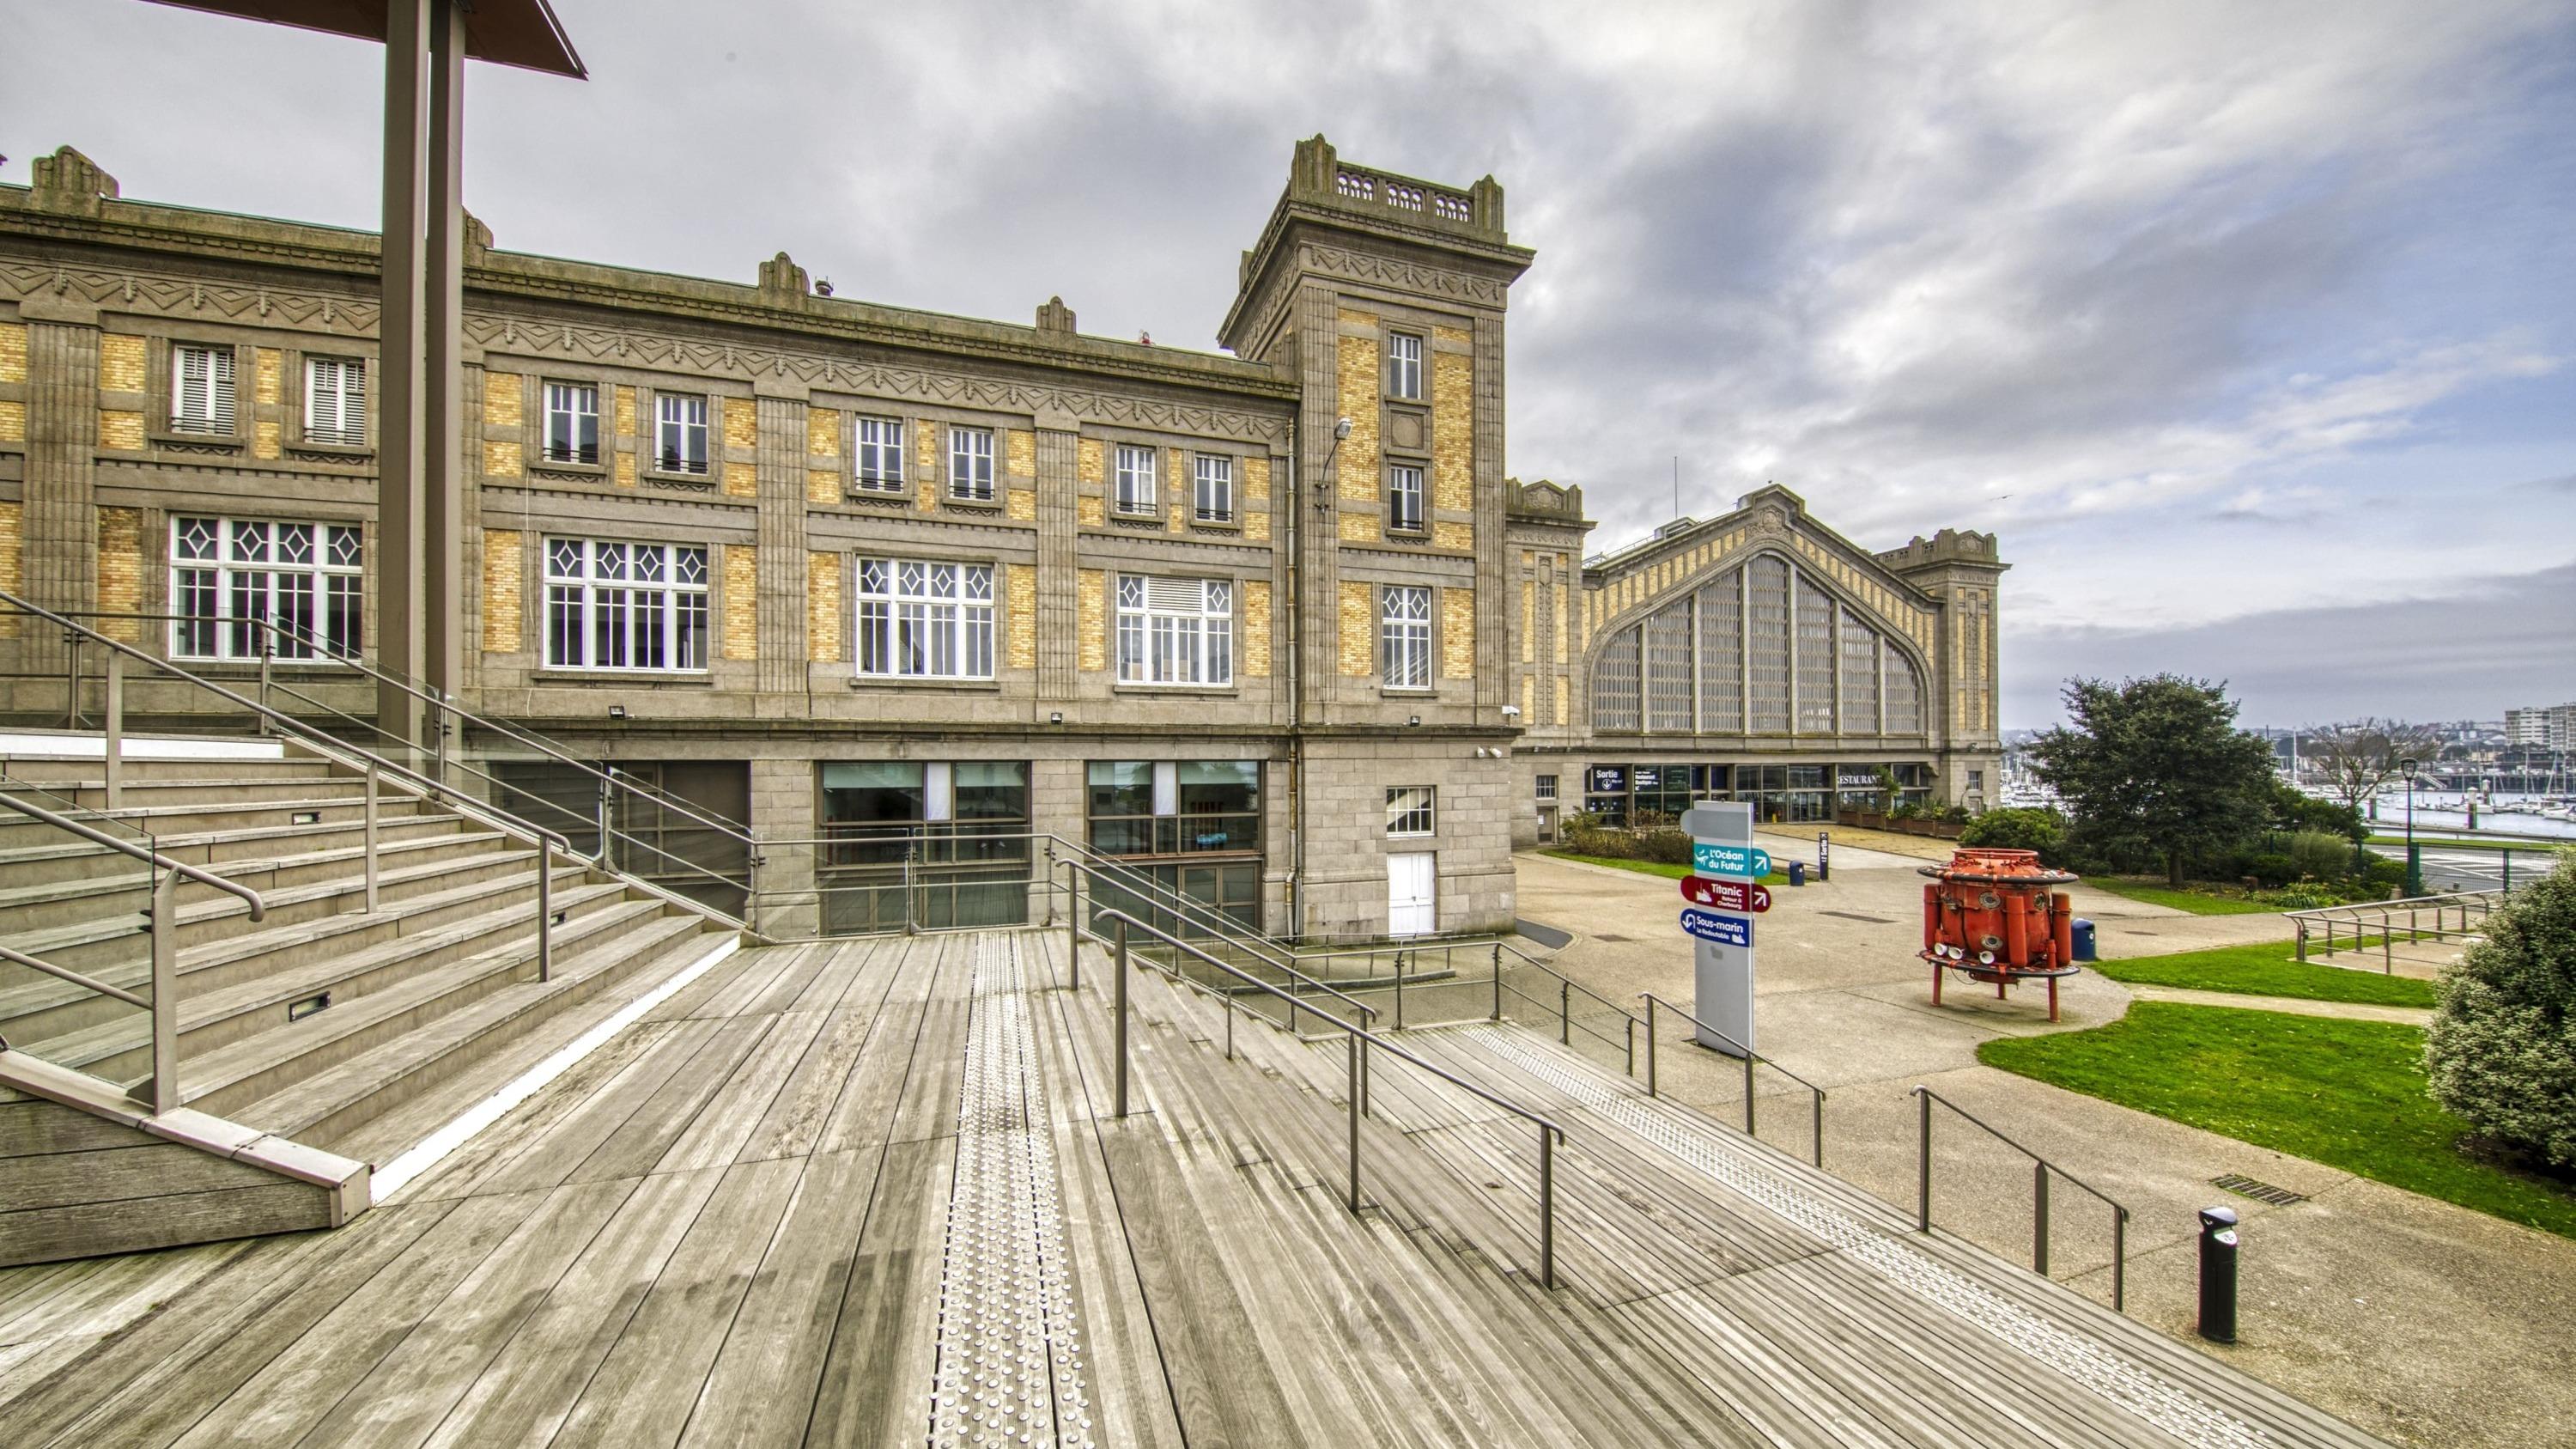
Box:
xmin=1959 ymin=807 xmax=2069 ymax=867
xmin=2424 ymin=851 xmax=2576 ymax=1168
xmin=2240 ymin=853 xmax=2297 ymax=888
xmin=2288 ymin=830 xmax=2354 ymax=882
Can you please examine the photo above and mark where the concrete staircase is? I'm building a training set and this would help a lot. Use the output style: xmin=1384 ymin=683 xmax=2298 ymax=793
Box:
xmin=0 ymin=734 xmax=743 ymax=1264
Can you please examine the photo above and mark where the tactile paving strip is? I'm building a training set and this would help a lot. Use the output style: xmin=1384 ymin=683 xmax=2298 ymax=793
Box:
xmin=1463 ymin=1025 xmax=2271 ymax=1449
xmin=926 ymin=936 xmax=1095 ymax=1447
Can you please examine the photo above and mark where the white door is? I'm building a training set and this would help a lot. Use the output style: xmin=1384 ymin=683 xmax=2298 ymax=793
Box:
xmin=1388 ymin=852 xmax=1437 ymax=935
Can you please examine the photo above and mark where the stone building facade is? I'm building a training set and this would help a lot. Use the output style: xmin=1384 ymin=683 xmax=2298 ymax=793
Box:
xmin=0 ymin=137 xmax=2002 ymax=941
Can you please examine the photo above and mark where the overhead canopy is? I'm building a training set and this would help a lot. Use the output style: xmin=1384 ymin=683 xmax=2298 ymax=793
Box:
xmin=146 ymin=0 xmax=585 ymax=77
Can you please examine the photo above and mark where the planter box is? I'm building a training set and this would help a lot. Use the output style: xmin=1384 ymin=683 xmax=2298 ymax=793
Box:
xmin=1835 ymin=811 xmax=1964 ymax=839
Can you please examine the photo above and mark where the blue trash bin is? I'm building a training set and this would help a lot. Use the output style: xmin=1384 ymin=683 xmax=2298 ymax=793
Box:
xmin=2072 ymin=918 xmax=2097 ymax=962
xmin=1787 ymin=861 xmax=1807 ymax=887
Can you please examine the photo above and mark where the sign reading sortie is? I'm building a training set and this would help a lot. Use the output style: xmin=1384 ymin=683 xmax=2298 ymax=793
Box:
xmin=1678 ymin=801 xmax=1759 ymax=1057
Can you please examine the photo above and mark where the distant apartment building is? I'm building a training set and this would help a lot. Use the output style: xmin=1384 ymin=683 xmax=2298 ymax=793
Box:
xmin=2504 ymin=705 xmax=2575 ymax=751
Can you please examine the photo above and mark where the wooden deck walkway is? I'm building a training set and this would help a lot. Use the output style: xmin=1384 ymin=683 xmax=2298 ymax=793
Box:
xmin=0 ymin=929 xmax=2387 ymax=1447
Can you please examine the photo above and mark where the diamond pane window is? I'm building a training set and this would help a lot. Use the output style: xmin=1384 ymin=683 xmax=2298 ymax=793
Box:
xmin=1381 ymin=585 xmax=1433 ymax=689
xmin=855 ymin=557 xmax=995 ymax=679
xmin=168 ymin=517 xmax=361 ymax=662
xmin=543 ymin=538 xmax=711 ymax=671
xmin=1115 ymin=575 xmax=1233 ymax=685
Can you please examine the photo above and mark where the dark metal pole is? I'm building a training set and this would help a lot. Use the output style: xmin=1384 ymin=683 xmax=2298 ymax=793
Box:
xmin=1742 ymin=1050 xmax=1756 ymax=1135
xmin=1644 ymin=996 xmax=1659 ymax=1097
xmin=1916 ymin=1089 xmax=1932 ymax=1233
xmin=2032 ymin=1162 xmax=2050 ymax=1275
xmin=2197 ymin=1206 xmax=2239 ymax=1342
xmin=2112 ymin=1208 xmax=2128 ymax=1312
xmin=1346 ymin=1032 xmax=1362 ymax=1214
xmin=1540 ymin=1129 xmax=1556 ymax=1290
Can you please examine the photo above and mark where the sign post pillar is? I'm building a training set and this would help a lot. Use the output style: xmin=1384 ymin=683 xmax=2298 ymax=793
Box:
xmin=1681 ymin=802 xmax=1758 ymax=1057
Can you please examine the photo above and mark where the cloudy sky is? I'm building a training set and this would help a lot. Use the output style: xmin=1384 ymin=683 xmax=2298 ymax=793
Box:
xmin=6 ymin=0 xmax=2571 ymax=727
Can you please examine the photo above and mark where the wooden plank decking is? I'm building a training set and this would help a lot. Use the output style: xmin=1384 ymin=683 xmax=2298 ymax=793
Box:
xmin=0 ymin=929 xmax=2388 ymax=1447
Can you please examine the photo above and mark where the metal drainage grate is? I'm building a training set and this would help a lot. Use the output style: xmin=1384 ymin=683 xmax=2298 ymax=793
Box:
xmin=1823 ymin=910 xmax=1899 ymax=924
xmin=2211 ymin=1173 xmax=2306 ymax=1207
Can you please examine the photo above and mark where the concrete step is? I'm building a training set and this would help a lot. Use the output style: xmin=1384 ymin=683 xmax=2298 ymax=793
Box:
xmin=0 ymin=792 xmax=443 ymax=849
xmin=33 ymin=776 xmax=396 ymax=810
xmin=0 ymin=754 xmax=342 ymax=787
xmin=0 ymin=828 xmax=513 ymax=935
xmin=0 ymin=809 xmax=469 ymax=888
xmin=239 ymin=910 xmax=725 ymax=1153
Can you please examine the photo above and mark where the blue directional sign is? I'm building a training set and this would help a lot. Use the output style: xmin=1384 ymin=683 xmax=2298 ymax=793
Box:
xmin=1679 ymin=909 xmax=1753 ymax=947
xmin=1692 ymin=842 xmax=1772 ymax=879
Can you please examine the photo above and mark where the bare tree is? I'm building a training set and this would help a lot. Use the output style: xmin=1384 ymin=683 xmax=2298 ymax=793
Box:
xmin=2304 ymin=718 xmax=2444 ymax=814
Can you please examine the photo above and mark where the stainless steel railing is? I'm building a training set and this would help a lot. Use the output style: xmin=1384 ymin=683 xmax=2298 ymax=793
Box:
xmin=1085 ymin=909 xmax=1566 ymax=1289
xmin=1911 ymin=1085 xmax=2129 ymax=1311
xmin=2288 ymin=888 xmax=2501 ymax=971
xmin=1637 ymin=992 xmax=1827 ymax=1167
xmin=0 ymin=788 xmax=268 ymax=1114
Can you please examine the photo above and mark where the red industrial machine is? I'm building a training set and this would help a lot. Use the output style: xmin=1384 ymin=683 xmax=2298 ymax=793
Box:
xmin=1919 ymin=848 xmax=2082 ymax=1020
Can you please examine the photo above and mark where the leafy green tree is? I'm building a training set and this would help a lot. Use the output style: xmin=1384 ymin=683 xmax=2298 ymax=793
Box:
xmin=2267 ymin=777 xmax=2366 ymax=843
xmin=2425 ymin=851 xmax=2576 ymax=1168
xmin=1958 ymin=807 xmax=2069 ymax=867
xmin=2027 ymin=675 xmax=2278 ymax=886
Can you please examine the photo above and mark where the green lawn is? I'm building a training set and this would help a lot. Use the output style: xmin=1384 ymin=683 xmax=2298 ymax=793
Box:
xmin=1980 ymin=1003 xmax=2576 ymax=1239
xmin=2091 ymin=941 xmax=2438 ymax=1008
xmin=1540 ymin=850 xmax=1792 ymax=886
xmin=2081 ymin=877 xmax=2278 ymax=916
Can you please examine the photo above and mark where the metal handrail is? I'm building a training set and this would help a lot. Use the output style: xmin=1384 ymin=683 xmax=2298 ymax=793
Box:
xmin=2287 ymin=887 xmax=2501 ymax=970
xmin=1054 ymin=855 xmax=1377 ymax=1027
xmin=0 ymin=941 xmax=151 ymax=1011
xmin=1637 ymin=992 xmax=1826 ymax=1166
xmin=0 ymin=588 xmax=661 ymax=976
xmin=1088 ymin=909 xmax=1566 ymax=1288
xmin=0 ymin=788 xmax=268 ymax=918
xmin=1911 ymin=1085 xmax=2129 ymax=1311
xmin=1045 ymin=835 xmax=1310 ymax=975
xmin=42 ymin=606 xmax=758 ymax=848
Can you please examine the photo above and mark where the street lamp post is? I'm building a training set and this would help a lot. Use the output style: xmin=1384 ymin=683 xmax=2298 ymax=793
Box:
xmin=2400 ymin=756 xmax=2422 ymax=898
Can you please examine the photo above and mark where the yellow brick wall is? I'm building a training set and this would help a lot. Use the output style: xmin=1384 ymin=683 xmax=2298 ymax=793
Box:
xmin=1520 ymin=580 xmax=1535 ymax=664
xmin=1007 ymin=429 xmax=1036 ymax=478
xmin=96 ymin=507 xmax=144 ymax=642
xmin=254 ymin=348 xmax=283 ymax=407
xmin=1339 ymin=511 xmax=1376 ymax=544
xmin=1432 ymin=520 xmax=1473 ymax=552
xmin=1337 ymin=581 xmax=1373 ymax=676
xmin=99 ymin=411 xmax=144 ymax=450
xmin=96 ymin=334 xmax=144 ymax=393
xmin=1245 ymin=510 xmax=1269 ymax=543
xmin=722 ymin=396 xmax=757 ymax=452
xmin=806 ymin=406 xmax=840 ymax=459
xmin=1441 ymin=588 xmax=1475 ymax=679
xmin=253 ymin=419 xmax=281 ymax=460
xmin=1242 ymin=581 xmax=1272 ymax=678
xmin=1006 ymin=563 xmax=1037 ymax=669
xmin=0 ymin=321 xmax=27 ymax=384
xmin=723 ymin=545 xmax=758 ymax=661
xmin=1335 ymin=327 xmax=1379 ymax=505
xmin=1078 ymin=438 xmax=1104 ymax=484
xmin=614 ymin=384 xmax=636 ymax=438
xmin=914 ymin=418 xmax=939 ymax=474
xmin=0 ymin=400 xmax=24 ymax=444
xmin=1077 ymin=496 xmax=1105 ymax=528
xmin=724 ymin=461 xmax=757 ymax=497
xmin=1007 ymin=489 xmax=1036 ymax=521
xmin=807 ymin=551 xmax=842 ymax=663
xmin=1167 ymin=500 xmax=1186 ymax=535
xmin=483 ymin=372 xmax=522 ymax=428
xmin=1556 ymin=675 xmax=1570 ymax=725
xmin=1243 ymin=456 xmax=1270 ymax=502
xmin=808 ymin=468 xmax=837 ymax=504
xmin=1077 ymin=569 xmax=1107 ymax=672
xmin=0 ymin=500 xmax=20 ymax=637
xmin=615 ymin=454 xmax=636 ymax=489
xmin=1432 ymin=351 xmax=1472 ymax=516
xmin=482 ymin=529 xmax=523 ymax=652
xmin=915 ymin=475 xmax=938 ymax=513
xmin=1433 ymin=324 xmax=1471 ymax=349
xmin=484 ymin=439 xmax=523 ymax=478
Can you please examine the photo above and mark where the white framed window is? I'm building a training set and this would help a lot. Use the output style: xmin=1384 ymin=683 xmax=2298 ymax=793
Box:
xmin=854 ymin=558 xmax=995 ymax=679
xmin=1193 ymin=454 xmax=1235 ymax=523
xmin=1388 ymin=464 xmax=1425 ymax=533
xmin=1535 ymin=775 xmax=1558 ymax=801
xmin=544 ymin=538 xmax=710 ymax=671
xmin=948 ymin=425 xmax=995 ymax=501
xmin=1387 ymin=332 xmax=1423 ymax=400
xmin=170 ymin=344 xmax=237 ymax=435
xmin=1387 ymin=786 xmax=1436 ymax=837
xmin=303 ymin=357 xmax=367 ymax=446
xmin=854 ymin=416 xmax=905 ymax=492
xmin=654 ymin=393 xmax=708 ymax=473
xmin=1382 ymin=585 xmax=1432 ymax=689
xmin=1115 ymin=575 xmax=1232 ymax=686
xmin=1115 ymin=444 xmax=1158 ymax=514
xmin=169 ymin=517 xmax=362 ymax=662
xmin=542 ymin=381 xmax=599 ymax=464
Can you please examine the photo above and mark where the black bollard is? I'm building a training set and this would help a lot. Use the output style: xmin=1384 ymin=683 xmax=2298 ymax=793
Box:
xmin=2197 ymin=1206 xmax=2239 ymax=1343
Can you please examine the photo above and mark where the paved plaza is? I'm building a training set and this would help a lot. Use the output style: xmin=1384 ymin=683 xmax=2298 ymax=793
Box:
xmin=1513 ymin=842 xmax=2576 ymax=1449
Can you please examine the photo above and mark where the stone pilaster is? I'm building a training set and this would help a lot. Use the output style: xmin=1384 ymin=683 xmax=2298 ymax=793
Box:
xmin=750 ymin=756 xmax=817 ymax=939
xmin=1472 ymin=309 xmax=1507 ymax=711
xmin=20 ymin=313 xmax=101 ymax=669
xmin=754 ymin=393 xmax=810 ymax=697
